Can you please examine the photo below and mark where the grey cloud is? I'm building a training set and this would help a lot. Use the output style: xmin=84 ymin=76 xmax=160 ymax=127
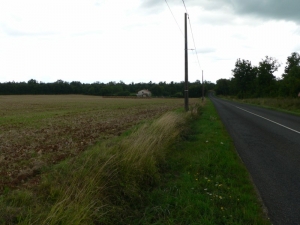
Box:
xmin=232 ymin=0 xmax=300 ymax=24
xmin=196 ymin=12 xmax=237 ymax=26
xmin=231 ymin=33 xmax=247 ymax=40
xmin=190 ymin=0 xmax=300 ymax=24
xmin=140 ymin=0 xmax=164 ymax=8
xmin=141 ymin=0 xmax=300 ymax=24
xmin=1 ymin=23 xmax=56 ymax=37
xmin=1 ymin=23 xmax=102 ymax=37
xmin=242 ymin=45 xmax=254 ymax=49
xmin=214 ymin=56 xmax=234 ymax=61
xmin=196 ymin=47 xmax=216 ymax=54
xmin=139 ymin=0 xmax=166 ymax=14
xmin=177 ymin=0 xmax=300 ymax=24
xmin=94 ymin=0 xmax=103 ymax=6
xmin=294 ymin=45 xmax=300 ymax=52
xmin=72 ymin=30 xmax=103 ymax=37
xmin=293 ymin=27 xmax=300 ymax=35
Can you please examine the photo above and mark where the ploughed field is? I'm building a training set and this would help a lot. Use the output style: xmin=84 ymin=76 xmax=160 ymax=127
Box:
xmin=0 ymin=95 xmax=191 ymax=193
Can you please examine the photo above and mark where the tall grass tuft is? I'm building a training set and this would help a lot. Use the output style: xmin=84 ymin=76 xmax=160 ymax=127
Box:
xmin=1 ymin=111 xmax=188 ymax=224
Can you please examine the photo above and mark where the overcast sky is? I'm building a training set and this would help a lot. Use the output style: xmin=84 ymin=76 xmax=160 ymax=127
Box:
xmin=0 ymin=0 xmax=299 ymax=84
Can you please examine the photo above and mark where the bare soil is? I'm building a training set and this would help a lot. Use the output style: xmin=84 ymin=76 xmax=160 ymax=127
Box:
xmin=0 ymin=95 xmax=190 ymax=192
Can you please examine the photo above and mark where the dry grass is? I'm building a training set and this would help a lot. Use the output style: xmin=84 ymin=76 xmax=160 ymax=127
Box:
xmin=0 ymin=107 xmax=190 ymax=224
xmin=0 ymin=95 xmax=198 ymax=193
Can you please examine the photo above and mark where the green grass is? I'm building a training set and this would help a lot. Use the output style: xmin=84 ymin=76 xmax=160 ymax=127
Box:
xmin=132 ymin=99 xmax=271 ymax=225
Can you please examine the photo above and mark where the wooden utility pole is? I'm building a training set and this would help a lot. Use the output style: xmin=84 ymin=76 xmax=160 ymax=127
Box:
xmin=184 ymin=13 xmax=189 ymax=111
xmin=202 ymin=70 xmax=204 ymax=102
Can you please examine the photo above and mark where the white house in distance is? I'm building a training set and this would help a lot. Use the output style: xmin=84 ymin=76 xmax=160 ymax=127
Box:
xmin=137 ymin=89 xmax=152 ymax=97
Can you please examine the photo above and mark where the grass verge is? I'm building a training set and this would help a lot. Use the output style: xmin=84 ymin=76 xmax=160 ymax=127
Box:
xmin=221 ymin=96 xmax=300 ymax=116
xmin=133 ymin=99 xmax=271 ymax=224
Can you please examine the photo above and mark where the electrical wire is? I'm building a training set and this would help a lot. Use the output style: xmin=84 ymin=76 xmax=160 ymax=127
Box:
xmin=165 ymin=0 xmax=202 ymax=72
xmin=188 ymin=16 xmax=201 ymax=70
xmin=181 ymin=0 xmax=202 ymax=70
xmin=181 ymin=0 xmax=188 ymax=14
xmin=164 ymin=0 xmax=183 ymax=35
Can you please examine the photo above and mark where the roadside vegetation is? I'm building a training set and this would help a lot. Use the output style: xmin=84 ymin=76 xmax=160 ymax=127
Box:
xmin=131 ymin=99 xmax=270 ymax=225
xmin=215 ymin=52 xmax=300 ymax=98
xmin=0 ymin=96 xmax=270 ymax=224
xmin=214 ymin=52 xmax=300 ymax=116
xmin=221 ymin=96 xmax=300 ymax=115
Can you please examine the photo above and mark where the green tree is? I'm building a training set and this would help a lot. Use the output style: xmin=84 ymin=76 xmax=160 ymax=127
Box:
xmin=215 ymin=79 xmax=230 ymax=96
xmin=150 ymin=85 xmax=163 ymax=96
xmin=284 ymin=52 xmax=300 ymax=77
xmin=257 ymin=56 xmax=280 ymax=97
xmin=189 ymin=80 xmax=205 ymax=98
xmin=281 ymin=52 xmax=300 ymax=96
xmin=70 ymin=81 xmax=82 ymax=94
xmin=27 ymin=79 xmax=38 ymax=84
xmin=231 ymin=59 xmax=257 ymax=98
xmin=27 ymin=79 xmax=39 ymax=94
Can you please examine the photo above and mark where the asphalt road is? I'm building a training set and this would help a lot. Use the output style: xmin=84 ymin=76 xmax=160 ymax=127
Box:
xmin=210 ymin=96 xmax=300 ymax=225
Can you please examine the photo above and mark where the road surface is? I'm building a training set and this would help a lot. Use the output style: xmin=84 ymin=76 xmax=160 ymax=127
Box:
xmin=210 ymin=96 xmax=300 ymax=225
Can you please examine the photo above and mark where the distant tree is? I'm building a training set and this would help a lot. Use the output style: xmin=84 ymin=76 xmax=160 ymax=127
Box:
xmin=117 ymin=91 xmax=130 ymax=96
xmin=281 ymin=52 xmax=300 ymax=96
xmin=70 ymin=81 xmax=82 ymax=94
xmin=173 ymin=92 xmax=183 ymax=98
xmin=28 ymin=79 xmax=38 ymax=84
xmin=88 ymin=86 xmax=96 ymax=95
xmin=215 ymin=79 xmax=230 ymax=96
xmin=150 ymin=85 xmax=163 ymax=96
xmin=27 ymin=79 xmax=39 ymax=94
xmin=0 ymin=79 xmax=218 ymax=97
xmin=52 ymin=79 xmax=71 ymax=94
xmin=189 ymin=81 xmax=201 ymax=98
xmin=203 ymin=81 xmax=216 ymax=96
xmin=257 ymin=56 xmax=280 ymax=97
xmin=231 ymin=59 xmax=257 ymax=98
xmin=283 ymin=52 xmax=300 ymax=77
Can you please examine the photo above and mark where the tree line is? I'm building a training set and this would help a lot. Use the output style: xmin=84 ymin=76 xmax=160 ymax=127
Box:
xmin=215 ymin=52 xmax=300 ymax=98
xmin=0 ymin=79 xmax=215 ymax=98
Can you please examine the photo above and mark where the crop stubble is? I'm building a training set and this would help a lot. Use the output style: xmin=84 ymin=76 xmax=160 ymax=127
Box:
xmin=0 ymin=95 xmax=192 ymax=192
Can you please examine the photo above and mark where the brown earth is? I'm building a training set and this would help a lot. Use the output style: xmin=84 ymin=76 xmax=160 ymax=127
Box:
xmin=0 ymin=95 xmax=192 ymax=193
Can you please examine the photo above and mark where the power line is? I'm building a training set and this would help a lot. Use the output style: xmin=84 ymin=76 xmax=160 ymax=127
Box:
xmin=188 ymin=16 xmax=201 ymax=70
xmin=164 ymin=0 xmax=183 ymax=35
xmin=181 ymin=0 xmax=188 ymax=14
xmin=180 ymin=0 xmax=202 ymax=71
xmin=165 ymin=0 xmax=202 ymax=74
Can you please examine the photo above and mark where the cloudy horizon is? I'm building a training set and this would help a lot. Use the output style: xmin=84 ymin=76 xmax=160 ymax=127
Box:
xmin=0 ymin=0 xmax=299 ymax=84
